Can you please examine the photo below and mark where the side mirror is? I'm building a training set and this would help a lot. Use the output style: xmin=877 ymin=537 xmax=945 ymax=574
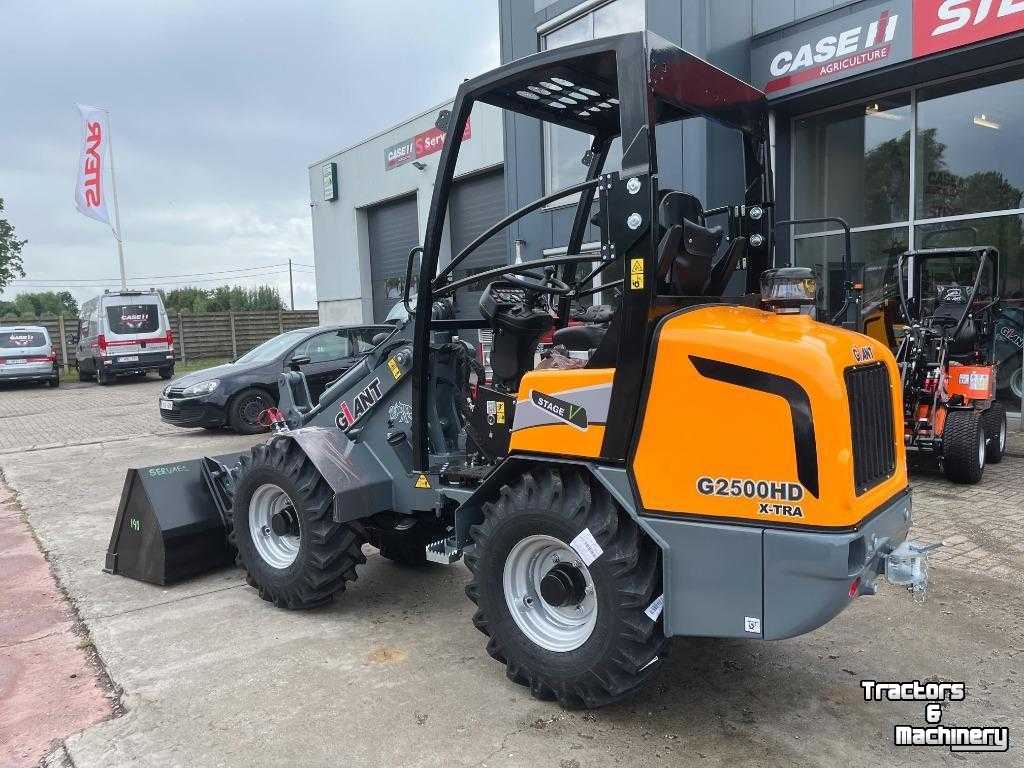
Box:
xmin=288 ymin=355 xmax=311 ymax=371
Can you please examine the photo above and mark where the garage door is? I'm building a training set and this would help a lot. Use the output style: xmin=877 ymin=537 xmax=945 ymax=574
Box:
xmin=450 ymin=168 xmax=506 ymax=323
xmin=368 ymin=195 xmax=419 ymax=322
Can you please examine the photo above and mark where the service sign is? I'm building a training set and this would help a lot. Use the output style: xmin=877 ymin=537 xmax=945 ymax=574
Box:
xmin=384 ymin=116 xmax=471 ymax=171
xmin=751 ymin=0 xmax=1024 ymax=98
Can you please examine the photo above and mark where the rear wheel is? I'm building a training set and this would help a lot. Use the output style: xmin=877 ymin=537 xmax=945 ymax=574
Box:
xmin=231 ymin=437 xmax=367 ymax=609
xmin=96 ymin=367 xmax=113 ymax=385
xmin=48 ymin=374 xmax=60 ymax=388
xmin=228 ymin=388 xmax=274 ymax=434
xmin=78 ymin=368 xmax=94 ymax=382
xmin=159 ymin=366 xmax=174 ymax=380
xmin=943 ymin=410 xmax=985 ymax=484
xmin=983 ymin=402 xmax=1007 ymax=464
xmin=465 ymin=467 xmax=666 ymax=709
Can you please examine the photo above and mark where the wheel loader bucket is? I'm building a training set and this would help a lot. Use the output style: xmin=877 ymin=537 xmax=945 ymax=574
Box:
xmin=104 ymin=454 xmax=242 ymax=585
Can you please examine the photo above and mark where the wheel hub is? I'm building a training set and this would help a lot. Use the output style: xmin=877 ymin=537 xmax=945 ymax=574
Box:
xmin=503 ymin=534 xmax=597 ymax=652
xmin=270 ymin=507 xmax=299 ymax=537
xmin=539 ymin=562 xmax=587 ymax=608
xmin=248 ymin=484 xmax=300 ymax=569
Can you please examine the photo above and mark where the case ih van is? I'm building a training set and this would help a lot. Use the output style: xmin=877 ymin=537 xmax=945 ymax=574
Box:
xmin=75 ymin=290 xmax=175 ymax=384
xmin=0 ymin=325 xmax=59 ymax=387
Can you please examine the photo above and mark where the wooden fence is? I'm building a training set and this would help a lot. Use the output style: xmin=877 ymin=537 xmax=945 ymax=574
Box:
xmin=1 ymin=310 xmax=320 ymax=371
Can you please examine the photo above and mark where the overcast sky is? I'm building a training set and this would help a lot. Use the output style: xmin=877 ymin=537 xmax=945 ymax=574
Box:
xmin=1 ymin=1 xmax=500 ymax=309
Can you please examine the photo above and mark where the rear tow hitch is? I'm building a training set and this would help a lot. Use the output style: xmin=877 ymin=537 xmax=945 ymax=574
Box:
xmin=882 ymin=541 xmax=941 ymax=597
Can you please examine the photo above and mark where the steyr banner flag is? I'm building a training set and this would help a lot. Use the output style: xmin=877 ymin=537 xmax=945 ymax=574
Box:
xmin=74 ymin=104 xmax=117 ymax=235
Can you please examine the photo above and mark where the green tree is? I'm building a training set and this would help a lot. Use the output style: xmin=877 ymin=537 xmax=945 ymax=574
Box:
xmin=0 ymin=198 xmax=27 ymax=293
xmin=1 ymin=291 xmax=78 ymax=317
xmin=161 ymin=284 xmax=285 ymax=313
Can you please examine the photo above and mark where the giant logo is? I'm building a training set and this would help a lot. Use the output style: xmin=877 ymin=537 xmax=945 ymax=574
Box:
xmin=335 ymin=378 xmax=383 ymax=430
xmin=914 ymin=0 xmax=1024 ymax=57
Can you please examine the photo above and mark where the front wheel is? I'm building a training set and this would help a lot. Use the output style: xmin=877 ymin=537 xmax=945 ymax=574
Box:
xmin=465 ymin=467 xmax=666 ymax=709
xmin=943 ymin=409 xmax=985 ymax=484
xmin=230 ymin=437 xmax=367 ymax=609
xmin=228 ymin=388 xmax=274 ymax=434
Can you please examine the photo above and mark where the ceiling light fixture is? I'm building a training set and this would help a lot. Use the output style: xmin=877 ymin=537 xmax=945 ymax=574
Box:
xmin=865 ymin=103 xmax=903 ymax=121
xmin=973 ymin=113 xmax=1001 ymax=130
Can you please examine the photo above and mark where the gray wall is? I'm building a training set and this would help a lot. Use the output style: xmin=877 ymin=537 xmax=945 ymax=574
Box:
xmin=308 ymin=102 xmax=504 ymax=325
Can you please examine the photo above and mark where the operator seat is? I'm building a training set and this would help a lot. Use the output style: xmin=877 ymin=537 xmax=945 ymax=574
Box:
xmin=551 ymin=304 xmax=614 ymax=352
xmin=932 ymin=285 xmax=977 ymax=355
xmin=654 ymin=191 xmax=747 ymax=297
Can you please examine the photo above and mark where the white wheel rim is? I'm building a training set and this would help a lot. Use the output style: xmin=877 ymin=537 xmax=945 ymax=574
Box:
xmin=999 ymin=416 xmax=1007 ymax=452
xmin=503 ymin=534 xmax=597 ymax=652
xmin=248 ymin=483 xmax=300 ymax=569
xmin=1012 ymin=369 xmax=1023 ymax=401
xmin=978 ymin=428 xmax=986 ymax=468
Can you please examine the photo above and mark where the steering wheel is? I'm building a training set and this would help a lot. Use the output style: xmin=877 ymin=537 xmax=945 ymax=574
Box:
xmin=499 ymin=267 xmax=571 ymax=296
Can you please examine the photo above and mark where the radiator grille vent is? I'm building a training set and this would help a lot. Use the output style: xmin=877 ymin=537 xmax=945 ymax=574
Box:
xmin=845 ymin=363 xmax=896 ymax=495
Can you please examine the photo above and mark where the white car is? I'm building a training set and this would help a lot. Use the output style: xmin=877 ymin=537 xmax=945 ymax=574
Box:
xmin=0 ymin=325 xmax=59 ymax=387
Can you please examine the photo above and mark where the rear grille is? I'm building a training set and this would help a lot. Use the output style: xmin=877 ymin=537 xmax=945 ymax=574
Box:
xmin=845 ymin=363 xmax=896 ymax=495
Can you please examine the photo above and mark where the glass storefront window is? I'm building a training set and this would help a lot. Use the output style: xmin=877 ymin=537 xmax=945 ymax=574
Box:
xmin=794 ymin=96 xmax=911 ymax=230
xmin=915 ymin=217 xmax=1024 ymax=409
xmin=542 ymin=0 xmax=644 ymax=195
xmin=916 ymin=71 xmax=1024 ymax=219
xmin=794 ymin=228 xmax=908 ymax=322
xmin=791 ymin=68 xmax=1024 ymax=413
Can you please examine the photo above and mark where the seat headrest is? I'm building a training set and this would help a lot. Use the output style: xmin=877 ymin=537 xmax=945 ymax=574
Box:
xmin=658 ymin=191 xmax=704 ymax=230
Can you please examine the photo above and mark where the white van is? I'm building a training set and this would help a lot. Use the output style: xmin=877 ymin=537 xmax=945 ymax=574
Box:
xmin=0 ymin=325 xmax=59 ymax=387
xmin=74 ymin=290 xmax=175 ymax=384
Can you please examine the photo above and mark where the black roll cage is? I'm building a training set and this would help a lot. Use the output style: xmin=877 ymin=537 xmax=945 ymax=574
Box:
xmin=409 ymin=31 xmax=773 ymax=472
xmin=896 ymin=247 xmax=1001 ymax=343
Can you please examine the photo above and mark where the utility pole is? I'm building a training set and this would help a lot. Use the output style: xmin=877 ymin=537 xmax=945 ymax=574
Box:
xmin=288 ymin=259 xmax=295 ymax=310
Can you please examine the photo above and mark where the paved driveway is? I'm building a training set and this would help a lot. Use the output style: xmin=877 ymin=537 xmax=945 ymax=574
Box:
xmin=1 ymin=379 xmax=1022 ymax=767
xmin=0 ymin=377 xmax=177 ymax=455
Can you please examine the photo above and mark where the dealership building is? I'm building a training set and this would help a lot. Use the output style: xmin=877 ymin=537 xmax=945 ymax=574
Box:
xmin=309 ymin=0 xmax=1024 ymax=408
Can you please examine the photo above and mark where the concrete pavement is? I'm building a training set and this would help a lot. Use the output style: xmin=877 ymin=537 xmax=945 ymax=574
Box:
xmin=0 ymin=378 xmax=1021 ymax=767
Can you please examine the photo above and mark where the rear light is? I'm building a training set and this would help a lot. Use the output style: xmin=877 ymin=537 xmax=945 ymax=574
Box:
xmin=97 ymin=334 xmax=108 ymax=353
xmin=25 ymin=355 xmax=55 ymax=363
xmin=923 ymin=369 xmax=939 ymax=393
xmin=165 ymin=329 xmax=174 ymax=348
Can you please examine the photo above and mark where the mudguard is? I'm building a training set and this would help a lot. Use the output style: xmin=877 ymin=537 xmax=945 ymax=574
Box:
xmin=285 ymin=426 xmax=395 ymax=523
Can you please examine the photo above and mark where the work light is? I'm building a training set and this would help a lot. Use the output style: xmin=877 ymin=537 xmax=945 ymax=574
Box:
xmin=760 ymin=267 xmax=819 ymax=316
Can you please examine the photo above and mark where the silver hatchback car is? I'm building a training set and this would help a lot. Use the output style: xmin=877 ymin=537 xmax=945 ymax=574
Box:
xmin=0 ymin=325 xmax=60 ymax=387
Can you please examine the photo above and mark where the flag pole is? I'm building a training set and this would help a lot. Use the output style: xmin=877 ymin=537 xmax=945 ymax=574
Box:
xmin=104 ymin=108 xmax=128 ymax=290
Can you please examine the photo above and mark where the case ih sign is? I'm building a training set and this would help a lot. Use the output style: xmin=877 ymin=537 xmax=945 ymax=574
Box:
xmin=751 ymin=0 xmax=1024 ymax=98
xmin=385 ymin=111 xmax=472 ymax=171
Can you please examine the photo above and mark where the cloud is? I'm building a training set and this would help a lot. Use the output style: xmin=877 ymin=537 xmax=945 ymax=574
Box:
xmin=0 ymin=0 xmax=500 ymax=310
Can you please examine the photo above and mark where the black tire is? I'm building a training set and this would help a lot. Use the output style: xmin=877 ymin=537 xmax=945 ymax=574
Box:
xmin=943 ymin=409 xmax=986 ymax=484
xmin=983 ymin=402 xmax=1007 ymax=464
xmin=465 ymin=467 xmax=667 ymax=709
xmin=78 ymin=362 xmax=95 ymax=382
xmin=96 ymin=367 xmax=113 ymax=385
xmin=49 ymin=374 xmax=60 ymax=388
xmin=230 ymin=436 xmax=367 ymax=609
xmin=228 ymin=388 xmax=274 ymax=435
xmin=159 ymin=366 xmax=174 ymax=380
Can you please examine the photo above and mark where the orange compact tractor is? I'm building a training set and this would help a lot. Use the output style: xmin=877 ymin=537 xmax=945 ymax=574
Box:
xmin=896 ymin=247 xmax=1007 ymax=483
